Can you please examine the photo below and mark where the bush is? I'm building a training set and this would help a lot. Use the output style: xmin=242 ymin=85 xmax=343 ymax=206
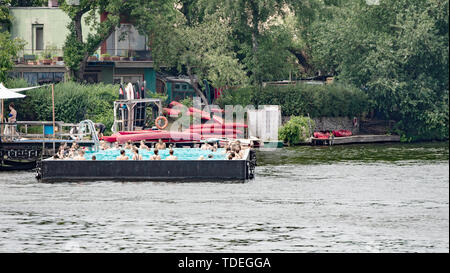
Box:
xmin=216 ymin=83 xmax=370 ymax=118
xmin=4 ymin=79 xmax=118 ymax=134
xmin=278 ymin=116 xmax=315 ymax=145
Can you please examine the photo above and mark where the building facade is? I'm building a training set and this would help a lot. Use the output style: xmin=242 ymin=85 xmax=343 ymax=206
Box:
xmin=7 ymin=1 xmax=219 ymax=103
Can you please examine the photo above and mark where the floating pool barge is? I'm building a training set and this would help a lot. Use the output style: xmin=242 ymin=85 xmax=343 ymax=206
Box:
xmin=37 ymin=149 xmax=256 ymax=183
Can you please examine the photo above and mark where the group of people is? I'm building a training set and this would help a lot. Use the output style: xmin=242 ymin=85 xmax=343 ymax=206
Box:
xmin=52 ymin=141 xmax=87 ymax=160
xmin=224 ymin=140 xmax=245 ymax=160
xmin=51 ymin=137 xmax=246 ymax=161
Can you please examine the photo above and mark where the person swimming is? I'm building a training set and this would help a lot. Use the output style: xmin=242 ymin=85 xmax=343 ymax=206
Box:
xmin=116 ymin=149 xmax=129 ymax=160
xmin=228 ymin=152 xmax=235 ymax=160
xmin=132 ymin=148 xmax=143 ymax=160
xmin=165 ymin=149 xmax=178 ymax=160
xmin=139 ymin=140 xmax=149 ymax=150
xmin=124 ymin=140 xmax=133 ymax=149
xmin=113 ymin=141 xmax=121 ymax=150
xmin=198 ymin=155 xmax=205 ymax=160
xmin=155 ymin=139 xmax=166 ymax=150
xmin=234 ymin=146 xmax=243 ymax=159
xmin=201 ymin=142 xmax=211 ymax=150
xmin=74 ymin=150 xmax=86 ymax=160
xmin=91 ymin=155 xmax=96 ymax=160
xmin=149 ymin=149 xmax=161 ymax=160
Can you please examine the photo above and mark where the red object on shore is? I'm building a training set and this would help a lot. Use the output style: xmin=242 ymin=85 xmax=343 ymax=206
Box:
xmin=313 ymin=132 xmax=331 ymax=139
xmin=332 ymin=130 xmax=353 ymax=137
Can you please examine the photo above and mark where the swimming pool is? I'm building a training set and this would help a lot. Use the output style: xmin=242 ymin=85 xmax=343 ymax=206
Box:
xmin=84 ymin=148 xmax=227 ymax=160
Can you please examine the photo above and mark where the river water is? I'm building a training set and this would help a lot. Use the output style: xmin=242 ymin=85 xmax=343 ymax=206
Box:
xmin=0 ymin=142 xmax=448 ymax=252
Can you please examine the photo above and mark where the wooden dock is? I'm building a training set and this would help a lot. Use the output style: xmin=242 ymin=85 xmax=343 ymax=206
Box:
xmin=311 ymin=134 xmax=400 ymax=145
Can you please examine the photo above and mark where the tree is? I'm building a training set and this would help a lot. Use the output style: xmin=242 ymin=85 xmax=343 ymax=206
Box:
xmin=310 ymin=0 xmax=449 ymax=140
xmin=0 ymin=31 xmax=25 ymax=83
xmin=60 ymin=0 xmax=129 ymax=81
xmin=9 ymin=0 xmax=46 ymax=6
xmin=194 ymin=0 xmax=305 ymax=84
xmin=0 ymin=0 xmax=12 ymax=30
xmin=132 ymin=2 xmax=248 ymax=106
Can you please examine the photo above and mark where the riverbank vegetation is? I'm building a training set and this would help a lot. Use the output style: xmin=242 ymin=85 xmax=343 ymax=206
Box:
xmin=4 ymin=79 xmax=117 ymax=133
xmin=217 ymin=84 xmax=370 ymax=118
xmin=278 ymin=116 xmax=315 ymax=146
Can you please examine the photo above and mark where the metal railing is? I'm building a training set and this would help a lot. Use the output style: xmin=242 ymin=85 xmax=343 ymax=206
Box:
xmin=0 ymin=120 xmax=97 ymax=143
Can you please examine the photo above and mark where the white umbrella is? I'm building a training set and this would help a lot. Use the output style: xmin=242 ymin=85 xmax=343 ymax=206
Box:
xmin=0 ymin=86 xmax=26 ymax=99
xmin=0 ymin=82 xmax=46 ymax=94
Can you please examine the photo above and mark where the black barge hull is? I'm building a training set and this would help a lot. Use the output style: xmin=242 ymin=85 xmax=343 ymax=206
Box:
xmin=37 ymin=150 xmax=256 ymax=182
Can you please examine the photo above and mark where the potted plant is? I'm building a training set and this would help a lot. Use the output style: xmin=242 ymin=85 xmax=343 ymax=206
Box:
xmin=100 ymin=53 xmax=111 ymax=61
xmin=120 ymin=50 xmax=129 ymax=61
xmin=112 ymin=55 xmax=120 ymax=61
xmin=41 ymin=44 xmax=56 ymax=65
xmin=88 ymin=55 xmax=98 ymax=61
xmin=129 ymin=50 xmax=136 ymax=61
xmin=52 ymin=55 xmax=63 ymax=62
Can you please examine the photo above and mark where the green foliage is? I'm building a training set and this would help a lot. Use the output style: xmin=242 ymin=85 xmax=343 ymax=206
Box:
xmin=147 ymin=9 xmax=248 ymax=92
xmin=62 ymin=21 xmax=85 ymax=72
xmin=278 ymin=116 xmax=315 ymax=145
xmin=0 ymin=0 xmax=12 ymax=29
xmin=217 ymin=83 xmax=370 ymax=118
xmin=0 ymin=32 xmax=25 ymax=83
xmin=179 ymin=97 xmax=193 ymax=108
xmin=4 ymin=79 xmax=118 ymax=134
xmin=309 ymin=0 xmax=449 ymax=141
xmin=147 ymin=91 xmax=169 ymax=107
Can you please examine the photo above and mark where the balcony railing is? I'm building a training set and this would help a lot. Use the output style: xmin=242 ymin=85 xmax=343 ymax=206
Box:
xmin=14 ymin=48 xmax=152 ymax=65
xmin=100 ymin=49 xmax=153 ymax=61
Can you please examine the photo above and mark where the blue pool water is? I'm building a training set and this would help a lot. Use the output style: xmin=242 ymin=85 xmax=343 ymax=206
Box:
xmin=84 ymin=148 xmax=227 ymax=160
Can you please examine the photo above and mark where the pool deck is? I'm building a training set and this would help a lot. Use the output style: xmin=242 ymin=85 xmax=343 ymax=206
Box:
xmin=311 ymin=134 xmax=400 ymax=145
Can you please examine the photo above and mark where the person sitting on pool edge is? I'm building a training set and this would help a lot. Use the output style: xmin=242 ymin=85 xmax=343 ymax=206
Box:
xmin=165 ymin=149 xmax=178 ymax=160
xmin=116 ymin=149 xmax=129 ymax=160
xmin=132 ymin=148 xmax=143 ymax=160
xmin=150 ymin=149 xmax=161 ymax=160
xmin=233 ymin=146 xmax=243 ymax=159
xmin=94 ymin=122 xmax=106 ymax=139
xmin=74 ymin=150 xmax=86 ymax=160
xmin=155 ymin=139 xmax=166 ymax=150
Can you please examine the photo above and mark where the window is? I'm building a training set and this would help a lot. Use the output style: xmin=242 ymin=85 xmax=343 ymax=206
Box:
xmin=33 ymin=24 xmax=44 ymax=51
xmin=105 ymin=24 xmax=147 ymax=56
xmin=113 ymin=75 xmax=144 ymax=85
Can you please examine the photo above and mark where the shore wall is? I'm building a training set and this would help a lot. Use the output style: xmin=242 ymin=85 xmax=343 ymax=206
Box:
xmin=282 ymin=116 xmax=359 ymax=134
